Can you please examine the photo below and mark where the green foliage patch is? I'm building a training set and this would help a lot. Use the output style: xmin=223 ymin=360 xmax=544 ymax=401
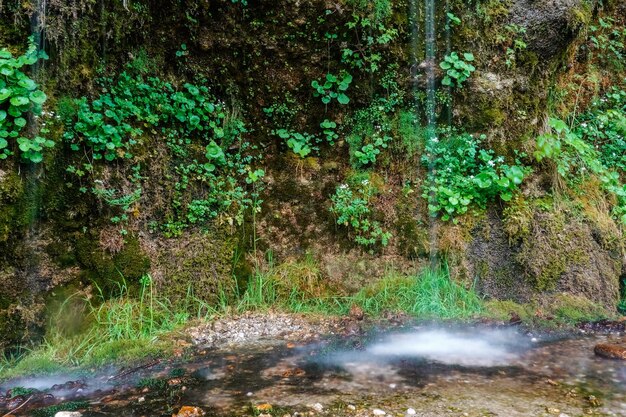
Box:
xmin=0 ymin=37 xmax=52 ymax=163
xmin=330 ymin=174 xmax=392 ymax=247
xmin=62 ymin=62 xmax=264 ymax=233
xmin=424 ymin=130 xmax=529 ymax=221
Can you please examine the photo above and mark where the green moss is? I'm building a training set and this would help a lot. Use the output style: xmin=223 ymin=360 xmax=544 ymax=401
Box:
xmin=158 ymin=230 xmax=238 ymax=304
xmin=550 ymin=294 xmax=608 ymax=323
xmin=75 ymin=234 xmax=150 ymax=291
xmin=484 ymin=299 xmax=535 ymax=322
xmin=0 ymin=170 xmax=24 ymax=243
xmin=517 ymin=210 xmax=589 ymax=291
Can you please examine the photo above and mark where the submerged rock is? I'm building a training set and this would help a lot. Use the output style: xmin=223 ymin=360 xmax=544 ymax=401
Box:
xmin=593 ymin=343 xmax=626 ymax=360
xmin=54 ymin=412 xmax=83 ymax=417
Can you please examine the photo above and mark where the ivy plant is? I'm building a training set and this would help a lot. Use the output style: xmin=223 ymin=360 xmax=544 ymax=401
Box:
xmin=0 ymin=37 xmax=52 ymax=163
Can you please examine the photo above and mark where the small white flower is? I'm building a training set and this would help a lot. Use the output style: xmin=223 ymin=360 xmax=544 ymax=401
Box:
xmin=339 ymin=184 xmax=348 ymax=190
xmin=362 ymin=179 xmax=369 ymax=185
xmin=488 ymin=160 xmax=495 ymax=167
xmin=431 ymin=137 xmax=439 ymax=143
xmin=581 ymin=122 xmax=587 ymax=128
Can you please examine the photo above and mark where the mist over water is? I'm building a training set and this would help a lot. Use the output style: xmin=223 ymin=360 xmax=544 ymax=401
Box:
xmin=321 ymin=327 xmax=531 ymax=369
xmin=366 ymin=328 xmax=528 ymax=366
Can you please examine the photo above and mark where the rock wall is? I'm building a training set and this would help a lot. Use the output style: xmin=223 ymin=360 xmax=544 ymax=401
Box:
xmin=0 ymin=0 xmax=624 ymax=349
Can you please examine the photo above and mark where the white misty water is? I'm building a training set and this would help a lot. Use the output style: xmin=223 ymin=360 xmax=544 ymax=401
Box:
xmin=366 ymin=328 xmax=527 ymax=366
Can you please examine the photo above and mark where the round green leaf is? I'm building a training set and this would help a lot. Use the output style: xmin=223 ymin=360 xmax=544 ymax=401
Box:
xmin=10 ymin=96 xmax=29 ymax=107
xmin=14 ymin=117 xmax=26 ymax=128
xmin=0 ymin=138 xmax=7 ymax=149
xmin=0 ymin=88 xmax=10 ymax=102
xmin=337 ymin=93 xmax=350 ymax=105
xmin=18 ymin=78 xmax=37 ymax=90
xmin=29 ymin=90 xmax=47 ymax=104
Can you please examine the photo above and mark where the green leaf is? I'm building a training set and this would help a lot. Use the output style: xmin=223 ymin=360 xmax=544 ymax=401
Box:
xmin=0 ymin=88 xmax=10 ymax=102
xmin=18 ymin=78 xmax=37 ymax=90
xmin=463 ymin=52 xmax=475 ymax=61
xmin=29 ymin=90 xmax=46 ymax=104
xmin=500 ymin=192 xmax=513 ymax=202
xmin=14 ymin=117 xmax=26 ymax=128
xmin=10 ymin=96 xmax=29 ymax=107
xmin=0 ymin=138 xmax=7 ymax=149
xmin=337 ymin=93 xmax=350 ymax=105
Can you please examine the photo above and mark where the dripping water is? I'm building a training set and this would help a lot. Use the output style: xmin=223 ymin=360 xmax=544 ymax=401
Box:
xmin=424 ymin=0 xmax=438 ymax=267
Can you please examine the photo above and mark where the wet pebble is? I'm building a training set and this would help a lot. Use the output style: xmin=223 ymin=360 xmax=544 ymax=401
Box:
xmin=406 ymin=408 xmax=416 ymax=415
xmin=372 ymin=409 xmax=386 ymax=416
xmin=54 ymin=412 xmax=83 ymax=417
xmin=311 ymin=403 xmax=324 ymax=412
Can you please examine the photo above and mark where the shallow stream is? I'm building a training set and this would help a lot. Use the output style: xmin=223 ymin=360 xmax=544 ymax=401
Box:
xmin=1 ymin=323 xmax=625 ymax=416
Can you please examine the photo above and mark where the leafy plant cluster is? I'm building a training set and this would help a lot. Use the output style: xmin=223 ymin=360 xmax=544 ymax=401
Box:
xmin=341 ymin=12 xmax=398 ymax=74
xmin=576 ymin=86 xmax=626 ymax=172
xmin=588 ymin=17 xmax=625 ymax=70
xmin=423 ymin=130 xmax=529 ymax=221
xmin=330 ymin=175 xmax=392 ymax=247
xmin=535 ymin=100 xmax=626 ymax=223
xmin=440 ymin=52 xmax=476 ymax=88
xmin=496 ymin=23 xmax=528 ymax=69
xmin=63 ymin=65 xmax=263 ymax=233
xmin=0 ymin=37 xmax=52 ymax=163
xmin=346 ymin=100 xmax=394 ymax=168
xmin=311 ymin=72 xmax=353 ymax=105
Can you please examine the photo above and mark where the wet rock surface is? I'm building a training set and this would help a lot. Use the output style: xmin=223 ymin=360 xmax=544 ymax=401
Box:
xmin=1 ymin=318 xmax=625 ymax=416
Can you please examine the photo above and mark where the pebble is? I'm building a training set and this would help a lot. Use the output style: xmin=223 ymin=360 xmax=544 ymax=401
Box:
xmin=372 ymin=409 xmax=386 ymax=416
xmin=406 ymin=408 xmax=416 ymax=415
xmin=559 ymin=414 xmax=571 ymax=417
xmin=138 ymin=396 xmax=145 ymax=403
xmin=347 ymin=405 xmax=356 ymax=411
xmin=311 ymin=403 xmax=324 ymax=412
xmin=388 ymin=383 xmax=397 ymax=389
xmin=54 ymin=413 xmax=83 ymax=417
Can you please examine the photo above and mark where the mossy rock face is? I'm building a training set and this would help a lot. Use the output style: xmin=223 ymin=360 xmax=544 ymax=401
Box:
xmin=75 ymin=234 xmax=150 ymax=291
xmin=510 ymin=0 xmax=594 ymax=59
xmin=151 ymin=229 xmax=239 ymax=305
xmin=467 ymin=210 xmax=535 ymax=303
xmin=468 ymin=207 xmax=621 ymax=309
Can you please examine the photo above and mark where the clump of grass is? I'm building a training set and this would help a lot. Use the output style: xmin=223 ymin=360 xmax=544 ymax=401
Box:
xmin=238 ymin=261 xmax=483 ymax=319
xmin=0 ymin=274 xmax=218 ymax=379
xmin=352 ymin=266 xmax=483 ymax=318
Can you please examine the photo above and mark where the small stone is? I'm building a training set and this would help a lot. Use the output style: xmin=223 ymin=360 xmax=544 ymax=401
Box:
xmin=54 ymin=413 xmax=83 ymax=417
xmin=406 ymin=408 xmax=416 ymax=415
xmin=258 ymin=414 xmax=272 ymax=417
xmin=389 ymin=383 xmax=397 ymax=389
xmin=558 ymin=414 xmax=571 ymax=417
xmin=138 ymin=396 xmax=145 ymax=403
xmin=347 ymin=405 xmax=356 ymax=411
xmin=594 ymin=343 xmax=626 ymax=360
xmin=372 ymin=409 xmax=386 ymax=416
xmin=256 ymin=404 xmax=273 ymax=412
xmin=545 ymin=408 xmax=560 ymax=415
xmin=247 ymin=392 xmax=254 ymax=396
xmin=311 ymin=403 xmax=324 ymax=412
xmin=172 ymin=406 xmax=205 ymax=417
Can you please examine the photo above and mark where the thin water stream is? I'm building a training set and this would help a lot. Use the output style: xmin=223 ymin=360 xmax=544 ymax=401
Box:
xmin=1 ymin=325 xmax=625 ymax=416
